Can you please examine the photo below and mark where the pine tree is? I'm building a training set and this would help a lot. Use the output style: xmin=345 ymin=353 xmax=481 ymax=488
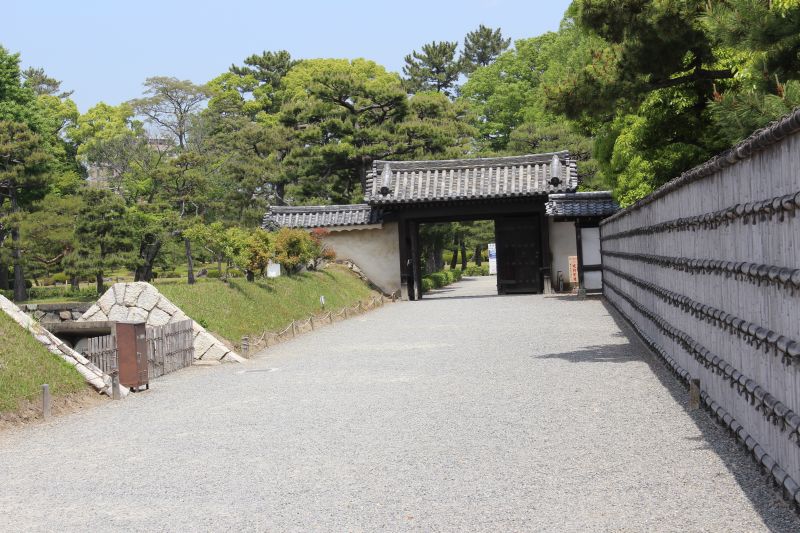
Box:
xmin=462 ymin=25 xmax=511 ymax=73
xmin=403 ymin=41 xmax=462 ymax=96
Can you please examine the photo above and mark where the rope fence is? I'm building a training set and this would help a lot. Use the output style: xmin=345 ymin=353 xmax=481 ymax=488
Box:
xmin=239 ymin=291 xmax=399 ymax=356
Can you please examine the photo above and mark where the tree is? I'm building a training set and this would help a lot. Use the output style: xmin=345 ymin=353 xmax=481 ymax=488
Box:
xmin=69 ymin=102 xmax=153 ymax=194
xmin=281 ymin=58 xmax=408 ymax=200
xmin=22 ymin=67 xmax=72 ymax=98
xmin=403 ymin=41 xmax=462 ymax=96
xmin=130 ymin=77 xmax=208 ymax=150
xmin=229 ymin=50 xmax=297 ymax=115
xmin=74 ymin=189 xmax=132 ymax=294
xmin=239 ymin=229 xmax=273 ymax=281
xmin=462 ymin=25 xmax=511 ymax=73
xmin=0 ymin=121 xmax=50 ymax=300
xmin=184 ymin=221 xmax=227 ymax=275
xmin=460 ymin=33 xmax=559 ymax=150
xmin=19 ymin=194 xmax=82 ymax=284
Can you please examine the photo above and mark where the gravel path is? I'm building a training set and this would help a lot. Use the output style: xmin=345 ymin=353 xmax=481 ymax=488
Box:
xmin=1 ymin=276 xmax=798 ymax=531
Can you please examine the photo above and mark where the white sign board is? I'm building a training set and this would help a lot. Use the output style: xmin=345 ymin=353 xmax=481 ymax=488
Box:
xmin=266 ymin=261 xmax=281 ymax=278
xmin=487 ymin=243 xmax=497 ymax=275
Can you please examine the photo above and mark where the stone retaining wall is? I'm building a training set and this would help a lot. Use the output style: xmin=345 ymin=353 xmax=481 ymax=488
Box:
xmin=0 ymin=295 xmax=126 ymax=397
xmin=79 ymin=282 xmax=243 ymax=363
xmin=21 ymin=302 xmax=92 ymax=324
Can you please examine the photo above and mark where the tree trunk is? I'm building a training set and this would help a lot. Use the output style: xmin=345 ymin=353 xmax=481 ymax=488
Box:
xmin=358 ymin=158 xmax=369 ymax=193
xmin=10 ymin=189 xmax=26 ymax=301
xmin=449 ymin=247 xmax=458 ymax=270
xmin=460 ymin=239 xmax=468 ymax=270
xmin=426 ymin=249 xmax=437 ymax=274
xmin=134 ymin=235 xmax=162 ymax=282
xmin=274 ymin=182 xmax=286 ymax=206
xmin=217 ymin=256 xmax=223 ymax=277
xmin=246 ymin=270 xmax=255 ymax=282
xmin=0 ymin=261 xmax=8 ymax=291
xmin=184 ymin=237 xmax=195 ymax=285
xmin=96 ymin=272 xmax=104 ymax=295
xmin=474 ymin=245 xmax=482 ymax=266
xmin=70 ymin=275 xmax=79 ymax=290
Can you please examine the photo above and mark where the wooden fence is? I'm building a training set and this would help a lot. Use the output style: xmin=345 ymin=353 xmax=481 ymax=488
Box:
xmin=600 ymin=109 xmax=800 ymax=502
xmin=146 ymin=320 xmax=194 ymax=379
xmin=85 ymin=319 xmax=194 ymax=380
xmin=86 ymin=334 xmax=117 ymax=374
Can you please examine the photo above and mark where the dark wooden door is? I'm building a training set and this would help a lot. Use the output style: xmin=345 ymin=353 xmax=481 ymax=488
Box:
xmin=495 ymin=215 xmax=542 ymax=294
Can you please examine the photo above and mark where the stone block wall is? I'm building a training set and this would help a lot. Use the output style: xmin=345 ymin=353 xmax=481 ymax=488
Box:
xmin=79 ymin=282 xmax=243 ymax=363
xmin=21 ymin=302 xmax=92 ymax=324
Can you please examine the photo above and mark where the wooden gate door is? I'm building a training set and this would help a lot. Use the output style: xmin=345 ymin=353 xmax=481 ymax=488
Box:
xmin=495 ymin=215 xmax=542 ymax=294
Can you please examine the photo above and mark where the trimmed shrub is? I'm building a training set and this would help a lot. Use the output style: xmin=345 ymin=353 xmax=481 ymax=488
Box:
xmin=52 ymin=272 xmax=69 ymax=284
xmin=421 ymin=278 xmax=434 ymax=292
xmin=464 ymin=264 xmax=490 ymax=276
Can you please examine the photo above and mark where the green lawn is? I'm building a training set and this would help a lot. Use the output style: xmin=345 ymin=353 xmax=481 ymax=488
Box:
xmin=0 ymin=311 xmax=86 ymax=414
xmin=156 ymin=265 xmax=375 ymax=342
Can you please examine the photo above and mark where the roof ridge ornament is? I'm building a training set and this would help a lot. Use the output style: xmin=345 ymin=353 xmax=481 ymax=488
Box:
xmin=379 ymin=162 xmax=392 ymax=196
xmin=549 ymin=154 xmax=562 ymax=187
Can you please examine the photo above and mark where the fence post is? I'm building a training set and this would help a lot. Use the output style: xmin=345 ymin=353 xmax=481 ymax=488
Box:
xmin=41 ymin=384 xmax=51 ymax=419
xmin=344 ymin=307 xmax=349 ymax=319
xmin=111 ymin=371 xmax=121 ymax=401
xmin=241 ymin=336 xmax=250 ymax=358
xmin=689 ymin=378 xmax=701 ymax=411
xmin=310 ymin=316 xmax=315 ymax=330
xmin=291 ymin=321 xmax=297 ymax=338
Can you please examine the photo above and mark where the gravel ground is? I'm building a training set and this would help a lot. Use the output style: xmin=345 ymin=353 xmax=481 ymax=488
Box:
xmin=1 ymin=276 xmax=798 ymax=532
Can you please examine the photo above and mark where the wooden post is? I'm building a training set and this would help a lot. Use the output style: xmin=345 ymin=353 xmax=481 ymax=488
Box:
xmin=241 ymin=336 xmax=250 ymax=358
xmin=111 ymin=371 xmax=121 ymax=401
xmin=689 ymin=378 xmax=700 ymax=411
xmin=310 ymin=316 xmax=315 ymax=330
xmin=42 ymin=384 xmax=51 ymax=419
xmin=291 ymin=321 xmax=297 ymax=338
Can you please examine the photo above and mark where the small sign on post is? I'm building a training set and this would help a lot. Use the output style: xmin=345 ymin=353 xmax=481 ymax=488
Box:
xmin=568 ymin=256 xmax=579 ymax=284
xmin=267 ymin=261 xmax=281 ymax=278
xmin=488 ymin=243 xmax=497 ymax=275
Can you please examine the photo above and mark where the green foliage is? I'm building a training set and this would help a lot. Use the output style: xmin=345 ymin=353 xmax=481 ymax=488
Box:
xmin=403 ymin=41 xmax=462 ymax=96
xmin=0 ymin=311 xmax=86 ymax=413
xmin=73 ymin=188 xmax=133 ymax=290
xmin=462 ymin=25 xmax=511 ymax=73
xmin=272 ymin=228 xmax=320 ymax=274
xmin=421 ymin=268 xmax=463 ymax=292
xmin=464 ymin=264 xmax=490 ymax=276
xmin=157 ymin=264 xmax=374 ymax=342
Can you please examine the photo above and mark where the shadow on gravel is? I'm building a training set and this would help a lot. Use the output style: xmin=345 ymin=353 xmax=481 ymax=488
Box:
xmin=539 ymin=344 xmax=639 ymax=364
xmin=595 ymin=298 xmax=800 ymax=531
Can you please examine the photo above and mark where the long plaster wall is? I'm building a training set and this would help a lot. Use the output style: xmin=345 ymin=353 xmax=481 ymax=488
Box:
xmin=549 ymin=221 xmax=577 ymax=289
xmin=322 ymin=222 xmax=401 ymax=295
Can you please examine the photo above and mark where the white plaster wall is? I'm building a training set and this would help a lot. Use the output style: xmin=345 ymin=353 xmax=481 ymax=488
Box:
xmin=322 ymin=222 xmax=401 ymax=294
xmin=549 ymin=221 xmax=577 ymax=287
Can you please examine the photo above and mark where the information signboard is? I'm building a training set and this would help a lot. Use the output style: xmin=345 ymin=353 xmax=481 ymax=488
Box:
xmin=568 ymin=256 xmax=579 ymax=284
xmin=488 ymin=243 xmax=497 ymax=275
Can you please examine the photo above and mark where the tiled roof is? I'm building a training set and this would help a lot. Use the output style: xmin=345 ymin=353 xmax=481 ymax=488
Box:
xmin=263 ymin=204 xmax=381 ymax=229
xmin=545 ymin=191 xmax=618 ymax=218
xmin=365 ymin=152 xmax=577 ymax=205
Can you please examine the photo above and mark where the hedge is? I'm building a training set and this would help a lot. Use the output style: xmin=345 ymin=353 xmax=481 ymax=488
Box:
xmin=422 ymin=268 xmax=464 ymax=292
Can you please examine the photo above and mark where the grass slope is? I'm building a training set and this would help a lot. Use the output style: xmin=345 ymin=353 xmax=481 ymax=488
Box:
xmin=0 ymin=311 xmax=86 ymax=413
xmin=157 ymin=265 xmax=375 ymax=342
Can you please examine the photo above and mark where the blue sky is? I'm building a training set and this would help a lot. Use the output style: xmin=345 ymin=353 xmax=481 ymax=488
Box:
xmin=4 ymin=0 xmax=572 ymax=111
